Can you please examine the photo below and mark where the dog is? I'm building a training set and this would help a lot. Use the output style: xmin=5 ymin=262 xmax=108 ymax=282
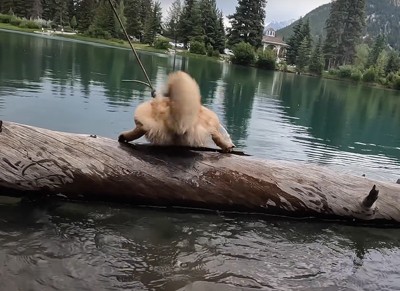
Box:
xmin=118 ymin=71 xmax=235 ymax=152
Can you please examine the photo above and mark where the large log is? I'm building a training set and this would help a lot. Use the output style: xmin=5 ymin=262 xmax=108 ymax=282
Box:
xmin=0 ymin=120 xmax=399 ymax=225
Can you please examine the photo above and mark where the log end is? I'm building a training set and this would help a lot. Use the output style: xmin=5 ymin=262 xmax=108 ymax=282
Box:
xmin=397 ymin=179 xmax=400 ymax=185
xmin=362 ymin=185 xmax=379 ymax=208
xmin=0 ymin=120 xmax=2 ymax=133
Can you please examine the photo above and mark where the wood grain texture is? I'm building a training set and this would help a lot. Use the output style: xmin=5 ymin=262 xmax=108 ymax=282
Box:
xmin=0 ymin=120 xmax=400 ymax=224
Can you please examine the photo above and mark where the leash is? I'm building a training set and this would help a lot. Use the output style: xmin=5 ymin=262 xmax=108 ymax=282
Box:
xmin=107 ymin=0 xmax=156 ymax=97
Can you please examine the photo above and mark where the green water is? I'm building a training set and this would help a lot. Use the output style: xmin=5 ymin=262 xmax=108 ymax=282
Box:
xmin=0 ymin=30 xmax=400 ymax=290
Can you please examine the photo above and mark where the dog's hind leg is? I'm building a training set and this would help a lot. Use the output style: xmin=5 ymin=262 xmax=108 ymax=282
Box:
xmin=118 ymin=124 xmax=146 ymax=143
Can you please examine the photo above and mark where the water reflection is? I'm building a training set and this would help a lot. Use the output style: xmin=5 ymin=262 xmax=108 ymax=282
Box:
xmin=1 ymin=199 xmax=400 ymax=291
xmin=0 ymin=29 xmax=399 ymax=180
xmin=221 ymin=66 xmax=258 ymax=145
xmin=280 ymin=74 xmax=400 ymax=160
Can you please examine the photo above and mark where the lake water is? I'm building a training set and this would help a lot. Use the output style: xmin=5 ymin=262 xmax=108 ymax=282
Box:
xmin=0 ymin=29 xmax=400 ymax=290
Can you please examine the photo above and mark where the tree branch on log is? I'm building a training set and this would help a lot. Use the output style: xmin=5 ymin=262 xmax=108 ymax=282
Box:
xmin=0 ymin=120 xmax=400 ymax=225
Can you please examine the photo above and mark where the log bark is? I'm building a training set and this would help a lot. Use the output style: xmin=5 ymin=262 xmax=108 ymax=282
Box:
xmin=1 ymin=120 xmax=400 ymax=225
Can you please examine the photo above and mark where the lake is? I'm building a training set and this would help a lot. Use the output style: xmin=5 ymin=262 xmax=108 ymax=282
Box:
xmin=0 ymin=29 xmax=400 ymax=290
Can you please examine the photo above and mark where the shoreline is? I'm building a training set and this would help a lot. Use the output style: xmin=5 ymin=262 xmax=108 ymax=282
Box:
xmin=1 ymin=24 xmax=397 ymax=91
xmin=0 ymin=23 xmax=219 ymax=60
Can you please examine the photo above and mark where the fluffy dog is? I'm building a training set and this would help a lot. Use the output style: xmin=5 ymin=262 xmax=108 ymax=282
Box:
xmin=118 ymin=71 xmax=235 ymax=152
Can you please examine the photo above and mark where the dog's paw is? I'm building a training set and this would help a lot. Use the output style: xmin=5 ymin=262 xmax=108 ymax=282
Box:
xmin=221 ymin=144 xmax=235 ymax=153
xmin=118 ymin=134 xmax=127 ymax=143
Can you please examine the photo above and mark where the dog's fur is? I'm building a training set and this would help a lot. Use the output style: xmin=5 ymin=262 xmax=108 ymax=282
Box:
xmin=118 ymin=71 xmax=235 ymax=152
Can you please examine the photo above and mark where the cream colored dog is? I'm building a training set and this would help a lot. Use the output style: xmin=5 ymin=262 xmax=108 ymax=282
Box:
xmin=118 ymin=71 xmax=235 ymax=152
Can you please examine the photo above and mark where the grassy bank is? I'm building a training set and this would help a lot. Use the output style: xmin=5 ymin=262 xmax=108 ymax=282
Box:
xmin=0 ymin=22 xmax=36 ymax=33
xmin=0 ymin=22 xmax=222 ymax=61
xmin=0 ymin=23 xmax=168 ymax=53
xmin=321 ymin=71 xmax=398 ymax=91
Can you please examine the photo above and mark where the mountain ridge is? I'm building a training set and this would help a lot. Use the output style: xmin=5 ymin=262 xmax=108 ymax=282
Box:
xmin=277 ymin=0 xmax=400 ymax=49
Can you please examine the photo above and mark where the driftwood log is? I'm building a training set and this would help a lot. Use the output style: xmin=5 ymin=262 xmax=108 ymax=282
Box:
xmin=1 ymin=120 xmax=400 ymax=225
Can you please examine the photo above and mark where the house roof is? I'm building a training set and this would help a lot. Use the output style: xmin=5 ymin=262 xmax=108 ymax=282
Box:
xmin=262 ymin=35 xmax=289 ymax=47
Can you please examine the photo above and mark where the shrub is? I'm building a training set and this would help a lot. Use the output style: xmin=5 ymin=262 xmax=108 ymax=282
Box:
xmin=0 ymin=13 xmax=12 ymax=23
xmin=392 ymin=74 xmax=400 ymax=90
xmin=86 ymin=25 xmax=111 ymax=39
xmin=256 ymin=48 xmax=276 ymax=70
xmin=231 ymin=42 xmax=255 ymax=65
xmin=189 ymin=41 xmax=206 ymax=55
xmin=278 ymin=61 xmax=288 ymax=72
xmin=35 ymin=18 xmax=52 ymax=28
xmin=19 ymin=19 xmax=41 ymax=29
xmin=63 ymin=26 xmax=74 ymax=32
xmin=211 ymin=50 xmax=220 ymax=58
xmin=9 ymin=16 xmax=22 ymax=26
xmin=328 ymin=69 xmax=338 ymax=75
xmin=350 ymin=68 xmax=362 ymax=82
xmin=206 ymin=43 xmax=213 ymax=56
xmin=386 ymin=72 xmax=394 ymax=82
xmin=378 ymin=77 xmax=388 ymax=85
xmin=154 ymin=37 xmax=171 ymax=50
xmin=362 ymin=67 xmax=377 ymax=83
xmin=309 ymin=59 xmax=324 ymax=75
xmin=337 ymin=65 xmax=353 ymax=78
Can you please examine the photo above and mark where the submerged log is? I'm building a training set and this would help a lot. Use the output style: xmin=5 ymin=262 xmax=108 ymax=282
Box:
xmin=0 ymin=120 xmax=400 ymax=225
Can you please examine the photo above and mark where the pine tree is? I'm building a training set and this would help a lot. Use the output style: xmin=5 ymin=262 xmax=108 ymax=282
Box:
xmin=323 ymin=0 xmax=347 ymax=68
xmin=30 ymin=0 xmax=43 ymax=19
xmin=178 ymin=0 xmax=203 ymax=47
xmin=285 ymin=18 xmax=312 ymax=67
xmin=285 ymin=18 xmax=303 ymax=65
xmin=164 ymin=0 xmax=182 ymax=44
xmin=227 ymin=0 xmax=267 ymax=48
xmin=297 ymin=37 xmax=311 ymax=72
xmin=199 ymin=0 xmax=218 ymax=49
xmin=139 ymin=0 xmax=153 ymax=38
xmin=214 ymin=10 xmax=226 ymax=53
xmin=367 ymin=34 xmax=386 ymax=67
xmin=300 ymin=18 xmax=312 ymax=49
xmin=114 ymin=0 xmax=127 ymax=38
xmin=11 ymin=0 xmax=30 ymax=18
xmin=53 ymin=0 xmax=69 ymax=26
xmin=0 ymin=0 xmax=14 ymax=14
xmin=323 ymin=0 xmax=366 ymax=68
xmin=143 ymin=1 xmax=162 ymax=45
xmin=90 ymin=0 xmax=116 ymax=37
xmin=341 ymin=0 xmax=366 ymax=64
xmin=385 ymin=51 xmax=400 ymax=75
xmin=67 ymin=0 xmax=75 ymax=21
xmin=309 ymin=37 xmax=324 ymax=75
xmin=125 ymin=0 xmax=142 ymax=39
xmin=76 ymin=0 xmax=96 ymax=32
xmin=42 ymin=0 xmax=56 ymax=22
xmin=71 ymin=15 xmax=77 ymax=31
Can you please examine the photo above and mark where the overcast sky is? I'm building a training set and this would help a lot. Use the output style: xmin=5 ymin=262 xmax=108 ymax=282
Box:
xmin=159 ymin=0 xmax=332 ymax=22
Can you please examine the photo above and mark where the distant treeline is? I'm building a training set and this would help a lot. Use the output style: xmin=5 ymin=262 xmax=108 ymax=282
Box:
xmin=0 ymin=0 xmax=270 ymax=56
xmin=283 ymin=0 xmax=400 ymax=90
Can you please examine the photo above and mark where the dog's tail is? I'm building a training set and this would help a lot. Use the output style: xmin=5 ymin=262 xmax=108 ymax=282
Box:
xmin=166 ymin=71 xmax=202 ymax=135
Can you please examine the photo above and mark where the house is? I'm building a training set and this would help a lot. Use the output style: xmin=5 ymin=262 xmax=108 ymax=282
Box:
xmin=262 ymin=28 xmax=289 ymax=62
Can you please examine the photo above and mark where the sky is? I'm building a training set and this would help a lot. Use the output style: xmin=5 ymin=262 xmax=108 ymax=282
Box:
xmin=159 ymin=0 xmax=332 ymax=22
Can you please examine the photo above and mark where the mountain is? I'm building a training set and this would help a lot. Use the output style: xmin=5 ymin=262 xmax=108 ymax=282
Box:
xmin=265 ymin=19 xmax=295 ymax=31
xmin=277 ymin=0 xmax=400 ymax=50
xmin=276 ymin=3 xmax=331 ymax=40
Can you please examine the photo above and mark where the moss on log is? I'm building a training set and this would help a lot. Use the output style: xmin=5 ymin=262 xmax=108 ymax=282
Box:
xmin=0 ymin=120 xmax=399 ymax=225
